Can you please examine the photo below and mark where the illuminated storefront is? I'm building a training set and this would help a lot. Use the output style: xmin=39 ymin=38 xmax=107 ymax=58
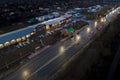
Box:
xmin=11 ymin=39 xmax=16 ymax=44
xmin=4 ymin=42 xmax=10 ymax=47
xmin=46 ymin=25 xmax=51 ymax=32
xmin=26 ymin=34 xmax=30 ymax=38
xmin=22 ymin=36 xmax=26 ymax=41
xmin=0 ymin=44 xmax=4 ymax=49
xmin=16 ymin=38 xmax=22 ymax=43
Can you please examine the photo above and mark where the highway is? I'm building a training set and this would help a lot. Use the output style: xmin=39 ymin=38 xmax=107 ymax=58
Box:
xmin=2 ymin=7 xmax=120 ymax=80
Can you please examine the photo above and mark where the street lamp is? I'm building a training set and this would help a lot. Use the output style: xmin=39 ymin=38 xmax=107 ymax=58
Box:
xmin=75 ymin=35 xmax=81 ymax=44
xmin=76 ymin=35 xmax=81 ymax=41
xmin=100 ymin=18 xmax=104 ymax=22
xmin=60 ymin=46 xmax=65 ymax=54
xmin=87 ymin=27 xmax=90 ymax=33
xmin=94 ymin=21 xmax=97 ymax=27
xmin=22 ymin=70 xmax=29 ymax=80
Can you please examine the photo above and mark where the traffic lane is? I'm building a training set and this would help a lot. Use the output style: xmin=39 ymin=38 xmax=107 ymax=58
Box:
xmin=28 ymin=53 xmax=69 ymax=80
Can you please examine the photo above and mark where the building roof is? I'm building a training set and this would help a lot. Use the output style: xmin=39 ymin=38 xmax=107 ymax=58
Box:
xmin=42 ymin=14 xmax=72 ymax=25
xmin=0 ymin=22 xmax=43 ymax=44
xmin=0 ymin=27 xmax=34 ymax=44
xmin=41 ymin=17 xmax=65 ymax=25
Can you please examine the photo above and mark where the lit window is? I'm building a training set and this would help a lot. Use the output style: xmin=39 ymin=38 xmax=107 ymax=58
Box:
xmin=11 ymin=39 xmax=16 ymax=44
xmin=26 ymin=34 xmax=30 ymax=38
xmin=16 ymin=38 xmax=22 ymax=43
xmin=4 ymin=42 xmax=10 ymax=46
xmin=0 ymin=44 xmax=4 ymax=49
xmin=22 ymin=36 xmax=26 ymax=41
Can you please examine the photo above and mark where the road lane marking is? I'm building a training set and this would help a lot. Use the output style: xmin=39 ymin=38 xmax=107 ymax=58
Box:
xmin=28 ymin=54 xmax=61 ymax=78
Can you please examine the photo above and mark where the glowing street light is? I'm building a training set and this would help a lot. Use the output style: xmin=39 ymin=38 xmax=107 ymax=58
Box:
xmin=75 ymin=35 xmax=81 ymax=45
xmin=94 ymin=21 xmax=97 ymax=27
xmin=22 ymin=70 xmax=29 ymax=80
xmin=76 ymin=35 xmax=81 ymax=41
xmin=101 ymin=17 xmax=106 ymax=23
xmin=60 ymin=46 xmax=65 ymax=54
xmin=87 ymin=27 xmax=90 ymax=33
xmin=100 ymin=18 xmax=104 ymax=22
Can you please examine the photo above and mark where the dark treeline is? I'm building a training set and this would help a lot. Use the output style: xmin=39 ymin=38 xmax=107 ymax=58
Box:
xmin=0 ymin=0 xmax=86 ymax=28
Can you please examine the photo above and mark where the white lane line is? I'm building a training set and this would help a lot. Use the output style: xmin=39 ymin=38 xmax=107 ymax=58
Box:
xmin=29 ymin=54 xmax=61 ymax=78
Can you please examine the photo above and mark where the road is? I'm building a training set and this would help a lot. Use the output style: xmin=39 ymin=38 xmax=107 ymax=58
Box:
xmin=2 ymin=7 xmax=120 ymax=80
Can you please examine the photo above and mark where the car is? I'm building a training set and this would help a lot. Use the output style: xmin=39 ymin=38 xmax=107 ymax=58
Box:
xmin=47 ymin=32 xmax=52 ymax=35
xmin=26 ymin=40 xmax=30 ymax=44
xmin=51 ymin=31 xmax=54 ymax=33
xmin=41 ymin=34 xmax=44 ymax=38
xmin=16 ymin=45 xmax=20 ymax=48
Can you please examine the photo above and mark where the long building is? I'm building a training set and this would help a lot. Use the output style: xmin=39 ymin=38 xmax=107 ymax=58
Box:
xmin=41 ymin=14 xmax=72 ymax=33
xmin=0 ymin=27 xmax=35 ymax=49
xmin=0 ymin=14 xmax=72 ymax=49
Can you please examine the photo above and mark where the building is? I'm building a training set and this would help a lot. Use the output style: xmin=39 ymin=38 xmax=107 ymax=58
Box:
xmin=0 ymin=14 xmax=72 ymax=49
xmin=0 ymin=27 xmax=35 ymax=49
xmin=41 ymin=14 xmax=72 ymax=33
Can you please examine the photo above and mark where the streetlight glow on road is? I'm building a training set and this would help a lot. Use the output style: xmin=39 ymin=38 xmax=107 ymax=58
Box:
xmin=75 ymin=35 xmax=81 ymax=44
xmin=22 ymin=70 xmax=29 ymax=80
xmin=100 ymin=18 xmax=104 ymax=22
xmin=60 ymin=46 xmax=65 ymax=54
xmin=76 ymin=35 xmax=81 ymax=41
xmin=94 ymin=21 xmax=97 ymax=27
xmin=87 ymin=27 xmax=90 ymax=33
